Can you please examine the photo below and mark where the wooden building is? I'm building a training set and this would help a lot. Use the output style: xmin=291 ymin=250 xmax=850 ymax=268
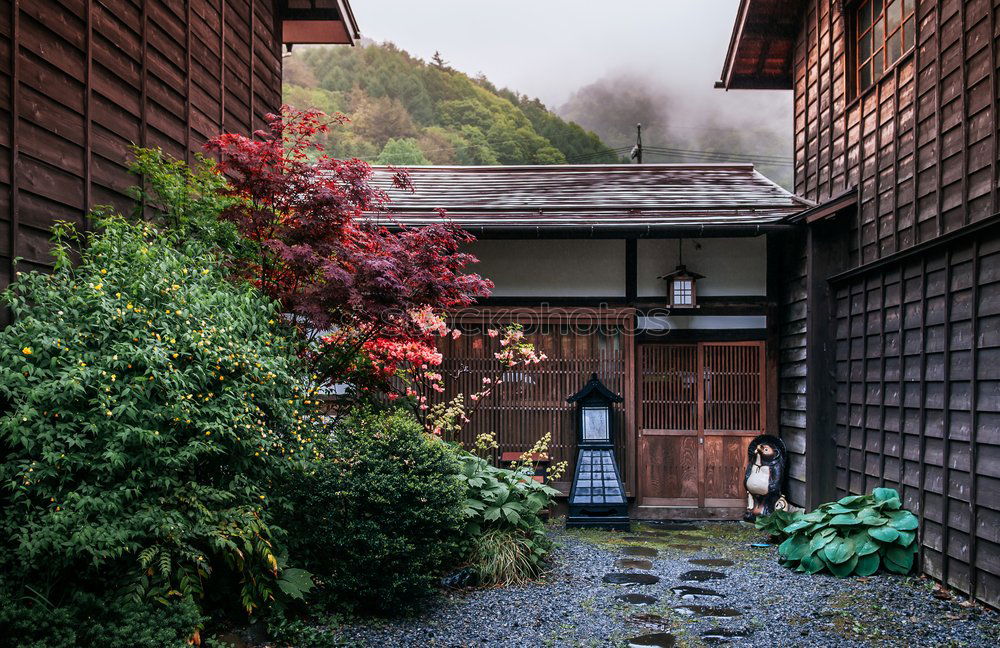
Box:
xmin=371 ymin=163 xmax=811 ymax=520
xmin=0 ymin=0 xmax=359 ymax=295
xmin=720 ymin=0 xmax=1000 ymax=608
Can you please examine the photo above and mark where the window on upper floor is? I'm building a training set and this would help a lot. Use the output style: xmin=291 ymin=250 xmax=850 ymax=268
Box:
xmin=853 ymin=0 xmax=916 ymax=96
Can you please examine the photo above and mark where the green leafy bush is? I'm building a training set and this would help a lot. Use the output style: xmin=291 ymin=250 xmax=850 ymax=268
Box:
xmin=458 ymin=454 xmax=559 ymax=584
xmin=0 ymin=584 xmax=204 ymax=648
xmin=281 ymin=408 xmax=466 ymax=614
xmin=763 ymin=488 xmax=919 ymax=577
xmin=0 ymin=216 xmax=315 ymax=634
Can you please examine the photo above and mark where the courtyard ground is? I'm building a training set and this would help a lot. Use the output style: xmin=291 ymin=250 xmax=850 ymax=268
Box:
xmin=342 ymin=520 xmax=999 ymax=647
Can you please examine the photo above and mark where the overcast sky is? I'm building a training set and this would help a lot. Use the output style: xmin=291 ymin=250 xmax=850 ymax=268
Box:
xmin=350 ymin=0 xmax=748 ymax=108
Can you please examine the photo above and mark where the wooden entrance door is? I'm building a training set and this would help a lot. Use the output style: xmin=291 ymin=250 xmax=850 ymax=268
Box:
xmin=637 ymin=342 xmax=766 ymax=513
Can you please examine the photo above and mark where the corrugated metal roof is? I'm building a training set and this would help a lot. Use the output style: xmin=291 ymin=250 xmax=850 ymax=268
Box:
xmin=363 ymin=164 xmax=811 ymax=234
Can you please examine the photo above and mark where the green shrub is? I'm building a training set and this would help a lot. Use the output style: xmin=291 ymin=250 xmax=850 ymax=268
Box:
xmin=762 ymin=487 xmax=919 ymax=577
xmin=0 ymin=216 xmax=315 ymax=629
xmin=0 ymin=586 xmax=204 ymax=648
xmin=281 ymin=408 xmax=466 ymax=614
xmin=458 ymin=454 xmax=559 ymax=585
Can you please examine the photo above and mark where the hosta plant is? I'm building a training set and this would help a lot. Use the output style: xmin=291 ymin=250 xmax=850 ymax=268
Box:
xmin=761 ymin=488 xmax=918 ymax=577
xmin=458 ymin=454 xmax=560 ymax=584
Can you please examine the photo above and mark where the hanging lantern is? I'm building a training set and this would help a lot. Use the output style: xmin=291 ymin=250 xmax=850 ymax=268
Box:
xmin=659 ymin=239 xmax=704 ymax=308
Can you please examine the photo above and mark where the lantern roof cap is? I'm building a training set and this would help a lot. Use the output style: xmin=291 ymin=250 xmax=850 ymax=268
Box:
xmin=567 ymin=373 xmax=623 ymax=404
xmin=658 ymin=264 xmax=705 ymax=281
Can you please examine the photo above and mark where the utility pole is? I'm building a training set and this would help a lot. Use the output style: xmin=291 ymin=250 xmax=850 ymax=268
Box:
xmin=630 ymin=123 xmax=643 ymax=164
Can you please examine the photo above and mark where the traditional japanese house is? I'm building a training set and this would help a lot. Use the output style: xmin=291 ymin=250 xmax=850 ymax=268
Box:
xmin=719 ymin=0 xmax=1000 ymax=608
xmin=370 ymin=163 xmax=811 ymax=520
xmin=0 ymin=0 xmax=359 ymax=297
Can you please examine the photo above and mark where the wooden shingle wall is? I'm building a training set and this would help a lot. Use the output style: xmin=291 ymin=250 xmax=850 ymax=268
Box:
xmin=794 ymin=0 xmax=999 ymax=262
xmin=0 ymin=0 xmax=283 ymax=293
xmin=782 ymin=0 xmax=1000 ymax=607
xmin=832 ymin=228 xmax=1000 ymax=609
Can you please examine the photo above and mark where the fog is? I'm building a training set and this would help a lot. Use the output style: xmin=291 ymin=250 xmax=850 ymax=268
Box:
xmin=352 ymin=0 xmax=794 ymax=186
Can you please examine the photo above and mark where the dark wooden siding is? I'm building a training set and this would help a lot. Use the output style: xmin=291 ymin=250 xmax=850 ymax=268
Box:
xmin=794 ymin=0 xmax=1000 ymax=265
xmin=437 ymin=312 xmax=633 ymax=497
xmin=832 ymin=226 xmax=1000 ymax=609
xmin=776 ymin=230 xmax=809 ymax=507
xmin=0 ymin=0 xmax=283 ymax=293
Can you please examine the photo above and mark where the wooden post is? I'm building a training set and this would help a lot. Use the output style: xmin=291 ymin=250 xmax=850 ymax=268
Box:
xmin=804 ymin=214 xmax=850 ymax=509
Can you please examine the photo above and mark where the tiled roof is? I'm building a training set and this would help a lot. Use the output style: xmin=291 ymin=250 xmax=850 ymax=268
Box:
xmin=364 ymin=164 xmax=811 ymax=234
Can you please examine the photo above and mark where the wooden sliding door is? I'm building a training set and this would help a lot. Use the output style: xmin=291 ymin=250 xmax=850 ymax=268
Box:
xmin=638 ymin=341 xmax=766 ymax=513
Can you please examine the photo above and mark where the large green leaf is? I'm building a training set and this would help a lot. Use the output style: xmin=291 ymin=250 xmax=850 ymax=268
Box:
xmin=809 ymin=528 xmax=838 ymax=552
xmin=872 ymin=490 xmax=902 ymax=510
xmin=825 ymin=504 xmax=856 ymax=515
xmin=887 ymin=510 xmax=919 ymax=531
xmin=868 ymin=525 xmax=900 ymax=543
xmin=782 ymin=519 xmax=814 ymax=534
xmin=884 ymin=545 xmax=915 ymax=573
xmin=829 ymin=513 xmax=862 ymax=526
xmin=799 ymin=552 xmax=826 ymax=574
xmin=895 ymin=530 xmax=916 ymax=547
xmin=801 ymin=510 xmax=828 ymax=523
xmin=837 ymin=495 xmax=866 ymax=506
xmin=785 ymin=536 xmax=815 ymax=562
xmin=851 ymin=531 xmax=880 ymax=556
xmin=855 ymin=552 xmax=880 ymax=576
xmin=276 ymin=567 xmax=315 ymax=601
xmin=827 ymin=553 xmax=859 ymax=578
xmin=873 ymin=487 xmax=900 ymax=503
xmin=822 ymin=536 xmax=857 ymax=564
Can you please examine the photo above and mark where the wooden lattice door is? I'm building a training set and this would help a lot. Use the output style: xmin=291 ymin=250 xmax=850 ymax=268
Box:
xmin=638 ymin=342 xmax=766 ymax=512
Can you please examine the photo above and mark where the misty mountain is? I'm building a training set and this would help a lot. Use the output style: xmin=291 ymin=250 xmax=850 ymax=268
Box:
xmin=559 ymin=74 xmax=794 ymax=188
xmin=282 ymin=42 xmax=620 ymax=166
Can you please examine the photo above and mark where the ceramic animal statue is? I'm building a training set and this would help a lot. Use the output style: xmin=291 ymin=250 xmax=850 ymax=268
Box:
xmin=743 ymin=434 xmax=790 ymax=522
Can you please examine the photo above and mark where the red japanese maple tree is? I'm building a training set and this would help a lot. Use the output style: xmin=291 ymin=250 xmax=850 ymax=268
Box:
xmin=205 ymin=107 xmax=492 ymax=391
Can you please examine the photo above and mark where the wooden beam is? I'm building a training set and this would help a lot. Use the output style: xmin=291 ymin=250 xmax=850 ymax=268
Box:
xmin=625 ymin=238 xmax=637 ymax=305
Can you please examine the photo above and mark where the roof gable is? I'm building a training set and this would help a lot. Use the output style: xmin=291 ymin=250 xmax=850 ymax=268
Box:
xmin=718 ymin=0 xmax=805 ymax=90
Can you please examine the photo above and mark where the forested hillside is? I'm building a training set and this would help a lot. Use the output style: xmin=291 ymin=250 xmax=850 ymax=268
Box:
xmin=283 ymin=42 xmax=621 ymax=166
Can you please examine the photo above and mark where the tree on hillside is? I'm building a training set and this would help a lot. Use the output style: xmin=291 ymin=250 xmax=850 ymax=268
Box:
xmin=376 ymin=138 xmax=431 ymax=165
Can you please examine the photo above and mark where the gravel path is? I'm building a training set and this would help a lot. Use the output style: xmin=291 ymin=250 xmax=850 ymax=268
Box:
xmin=341 ymin=521 xmax=999 ymax=647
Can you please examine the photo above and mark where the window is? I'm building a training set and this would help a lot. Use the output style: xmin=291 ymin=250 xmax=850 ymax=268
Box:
xmin=854 ymin=0 xmax=916 ymax=95
xmin=672 ymin=279 xmax=693 ymax=306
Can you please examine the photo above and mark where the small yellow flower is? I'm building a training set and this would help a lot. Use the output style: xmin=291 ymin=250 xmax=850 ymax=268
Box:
xmin=21 ymin=347 xmax=32 ymax=355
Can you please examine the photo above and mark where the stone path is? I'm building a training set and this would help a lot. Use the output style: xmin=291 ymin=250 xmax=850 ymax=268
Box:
xmin=340 ymin=521 xmax=999 ymax=647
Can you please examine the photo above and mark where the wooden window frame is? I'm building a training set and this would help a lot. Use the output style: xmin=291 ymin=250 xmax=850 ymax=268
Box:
xmin=849 ymin=0 xmax=916 ymax=98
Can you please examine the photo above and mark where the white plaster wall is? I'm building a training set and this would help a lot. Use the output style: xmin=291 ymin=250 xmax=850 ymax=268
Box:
xmin=468 ymin=239 xmax=625 ymax=297
xmin=637 ymin=237 xmax=767 ymax=297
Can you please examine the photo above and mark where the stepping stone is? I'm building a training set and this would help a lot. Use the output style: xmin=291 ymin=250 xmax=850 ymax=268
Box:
xmin=627 ymin=633 xmax=677 ymax=647
xmin=616 ymin=558 xmax=654 ymax=570
xmin=688 ymin=558 xmax=735 ymax=567
xmin=701 ymin=627 xmax=752 ymax=644
xmin=672 ymin=605 xmax=743 ymax=619
xmin=678 ymin=569 xmax=726 ymax=582
xmin=670 ymin=585 xmax=725 ymax=600
xmin=616 ymin=593 xmax=659 ymax=605
xmin=603 ymin=573 xmax=660 ymax=585
xmin=622 ymin=545 xmax=658 ymax=558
